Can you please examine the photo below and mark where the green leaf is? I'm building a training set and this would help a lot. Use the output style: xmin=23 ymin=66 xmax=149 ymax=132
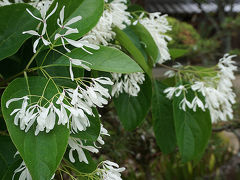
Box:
xmin=0 ymin=4 xmax=39 ymax=61
xmin=114 ymin=27 xmax=152 ymax=78
xmin=0 ymin=135 xmax=21 ymax=180
xmin=46 ymin=0 xmax=104 ymax=41
xmin=130 ymin=23 xmax=160 ymax=63
xmin=64 ymin=149 xmax=97 ymax=174
xmin=1 ymin=77 xmax=70 ymax=180
xmin=114 ymin=77 xmax=152 ymax=130
xmin=40 ymin=46 xmax=143 ymax=73
xmin=173 ymin=91 xmax=212 ymax=162
xmin=169 ymin=48 xmax=188 ymax=60
xmin=71 ymin=108 xmax=100 ymax=142
xmin=152 ymin=81 xmax=176 ymax=154
xmin=36 ymin=49 xmax=84 ymax=88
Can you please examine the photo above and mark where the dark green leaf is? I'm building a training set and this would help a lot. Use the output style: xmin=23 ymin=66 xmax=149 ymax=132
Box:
xmin=114 ymin=77 xmax=152 ymax=130
xmin=0 ymin=135 xmax=21 ymax=180
xmin=1 ymin=77 xmax=70 ymax=180
xmin=152 ymin=81 xmax=176 ymax=154
xmin=173 ymin=91 xmax=212 ymax=162
xmin=114 ymin=27 xmax=152 ymax=78
xmin=40 ymin=46 xmax=143 ymax=73
xmin=130 ymin=23 xmax=160 ymax=63
xmin=46 ymin=0 xmax=104 ymax=41
xmin=36 ymin=49 xmax=84 ymax=88
xmin=0 ymin=4 xmax=39 ymax=61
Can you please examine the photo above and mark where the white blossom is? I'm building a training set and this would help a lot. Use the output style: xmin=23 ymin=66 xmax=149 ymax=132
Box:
xmin=191 ymin=96 xmax=205 ymax=112
xmin=68 ymin=137 xmax=99 ymax=164
xmin=12 ymin=161 xmax=32 ymax=180
xmin=57 ymin=6 xmax=82 ymax=31
xmin=179 ymin=97 xmax=192 ymax=111
xmin=23 ymin=28 xmax=50 ymax=53
xmin=98 ymin=160 xmax=126 ymax=180
xmin=69 ymin=58 xmax=91 ymax=81
xmin=111 ymin=72 xmax=145 ymax=97
xmin=84 ymin=0 xmax=130 ymax=46
xmin=164 ymin=85 xmax=187 ymax=100
xmin=95 ymin=124 xmax=110 ymax=147
xmin=26 ymin=2 xmax=58 ymax=32
xmin=167 ymin=54 xmax=237 ymax=122
xmin=138 ymin=12 xmax=172 ymax=64
xmin=12 ymin=151 xmax=55 ymax=180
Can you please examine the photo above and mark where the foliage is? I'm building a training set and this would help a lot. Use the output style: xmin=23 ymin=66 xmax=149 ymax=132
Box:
xmin=0 ymin=0 xmax=237 ymax=179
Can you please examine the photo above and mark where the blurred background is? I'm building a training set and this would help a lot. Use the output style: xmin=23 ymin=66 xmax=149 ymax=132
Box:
xmin=98 ymin=0 xmax=240 ymax=179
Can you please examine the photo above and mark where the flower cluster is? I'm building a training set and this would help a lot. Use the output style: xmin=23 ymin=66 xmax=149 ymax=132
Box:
xmin=12 ymin=152 xmax=54 ymax=180
xmin=138 ymin=12 xmax=172 ymax=64
xmin=84 ymin=0 xmax=130 ymax=46
xmin=97 ymin=160 xmax=126 ymax=180
xmin=6 ymin=77 xmax=113 ymax=135
xmin=111 ymin=72 xmax=145 ymax=97
xmin=0 ymin=0 xmax=53 ymax=9
xmin=164 ymin=54 xmax=237 ymax=123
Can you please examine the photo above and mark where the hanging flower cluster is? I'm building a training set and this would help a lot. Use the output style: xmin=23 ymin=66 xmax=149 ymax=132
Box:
xmin=137 ymin=12 xmax=172 ymax=64
xmin=111 ymin=72 xmax=145 ymax=97
xmin=0 ymin=0 xmax=53 ymax=9
xmin=6 ymin=77 xmax=113 ymax=135
xmin=164 ymin=54 xmax=237 ymax=123
xmin=3 ymin=2 xmax=127 ymax=179
xmin=96 ymin=160 xmax=126 ymax=180
xmin=85 ymin=0 xmax=130 ymax=46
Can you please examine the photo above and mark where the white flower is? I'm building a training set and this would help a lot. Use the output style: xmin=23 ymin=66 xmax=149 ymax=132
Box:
xmin=164 ymin=70 xmax=176 ymax=78
xmin=163 ymin=87 xmax=176 ymax=99
xmin=108 ymin=0 xmax=131 ymax=29
xmin=98 ymin=160 xmax=126 ymax=180
xmin=68 ymin=137 xmax=99 ymax=164
xmin=23 ymin=28 xmax=50 ymax=53
xmin=139 ymin=12 xmax=172 ymax=64
xmin=30 ymin=1 xmax=54 ymax=11
xmin=54 ymin=6 xmax=100 ymax=53
xmin=26 ymin=2 xmax=58 ymax=29
xmin=179 ymin=97 xmax=192 ymax=111
xmin=57 ymin=6 xmax=82 ymax=31
xmin=69 ymin=58 xmax=91 ymax=81
xmin=111 ymin=72 xmax=145 ymax=97
xmin=164 ymin=85 xmax=186 ymax=99
xmin=55 ymin=29 xmax=79 ymax=52
xmin=35 ymin=103 xmax=59 ymax=135
xmin=191 ymin=96 xmax=205 ymax=112
xmin=0 ymin=0 xmax=11 ymax=6
xmin=84 ymin=0 xmax=130 ymax=46
xmin=6 ymin=76 xmax=112 ymax=134
xmin=12 ymin=161 xmax=32 ymax=180
xmin=95 ymin=124 xmax=110 ymax=147
xmin=12 ymin=151 xmax=55 ymax=180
